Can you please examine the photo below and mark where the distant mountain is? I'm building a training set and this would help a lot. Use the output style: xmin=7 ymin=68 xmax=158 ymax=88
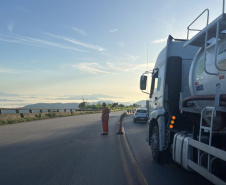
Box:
xmin=91 ymin=100 xmax=114 ymax=105
xmin=135 ymin=100 xmax=147 ymax=106
xmin=22 ymin=103 xmax=79 ymax=109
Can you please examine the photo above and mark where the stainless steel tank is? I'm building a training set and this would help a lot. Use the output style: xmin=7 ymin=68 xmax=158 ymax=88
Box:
xmin=188 ymin=37 xmax=226 ymax=110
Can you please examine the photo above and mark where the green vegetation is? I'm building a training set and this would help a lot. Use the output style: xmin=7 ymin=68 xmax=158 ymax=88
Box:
xmin=0 ymin=111 xmax=100 ymax=125
xmin=78 ymin=102 xmax=138 ymax=111
xmin=0 ymin=118 xmax=28 ymax=125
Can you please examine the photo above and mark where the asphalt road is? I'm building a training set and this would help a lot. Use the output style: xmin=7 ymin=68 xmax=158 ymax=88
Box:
xmin=0 ymin=112 xmax=213 ymax=185
xmin=123 ymin=114 xmax=213 ymax=185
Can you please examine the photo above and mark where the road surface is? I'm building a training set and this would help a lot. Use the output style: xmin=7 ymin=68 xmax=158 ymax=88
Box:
xmin=123 ymin=114 xmax=213 ymax=185
xmin=0 ymin=112 xmax=213 ymax=185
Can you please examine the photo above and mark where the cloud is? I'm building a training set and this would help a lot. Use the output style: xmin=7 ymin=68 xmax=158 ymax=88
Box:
xmin=56 ymin=94 xmax=119 ymax=101
xmin=101 ymin=53 xmax=147 ymax=72
xmin=0 ymin=67 xmax=33 ymax=74
xmin=0 ymin=66 xmax=45 ymax=74
xmin=0 ymin=32 xmax=104 ymax=52
xmin=0 ymin=34 xmax=87 ymax=52
xmin=152 ymin=16 xmax=173 ymax=32
xmin=35 ymin=69 xmax=56 ymax=74
xmin=73 ymin=60 xmax=145 ymax=74
xmin=15 ymin=34 xmax=86 ymax=52
xmin=0 ymin=36 xmax=20 ymax=43
xmin=107 ymin=62 xmax=147 ymax=72
xmin=118 ymin=42 xmax=125 ymax=48
xmin=110 ymin=29 xmax=119 ymax=33
xmin=21 ymin=95 xmax=37 ymax=99
xmin=151 ymin=38 xmax=167 ymax=44
xmin=57 ymin=96 xmax=99 ymax=101
xmin=72 ymin=27 xmax=86 ymax=35
xmin=91 ymin=94 xmax=120 ymax=99
xmin=73 ymin=53 xmax=144 ymax=74
xmin=46 ymin=33 xmax=104 ymax=51
xmin=124 ymin=53 xmax=139 ymax=61
xmin=0 ymin=68 xmax=18 ymax=74
xmin=63 ymin=38 xmax=104 ymax=51
xmin=0 ymin=91 xmax=20 ymax=97
xmin=8 ymin=22 xmax=14 ymax=32
xmin=73 ymin=63 xmax=113 ymax=74
xmin=0 ymin=66 xmax=57 ymax=75
xmin=0 ymin=99 xmax=23 ymax=102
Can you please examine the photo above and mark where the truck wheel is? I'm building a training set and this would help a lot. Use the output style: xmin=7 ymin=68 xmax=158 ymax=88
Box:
xmin=150 ymin=125 xmax=160 ymax=162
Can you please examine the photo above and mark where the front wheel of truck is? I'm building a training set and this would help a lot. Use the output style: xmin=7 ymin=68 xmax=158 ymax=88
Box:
xmin=150 ymin=125 xmax=160 ymax=162
xmin=150 ymin=124 xmax=173 ymax=164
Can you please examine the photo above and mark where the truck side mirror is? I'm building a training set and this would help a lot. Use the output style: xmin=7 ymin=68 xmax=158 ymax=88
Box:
xmin=140 ymin=75 xmax=147 ymax=90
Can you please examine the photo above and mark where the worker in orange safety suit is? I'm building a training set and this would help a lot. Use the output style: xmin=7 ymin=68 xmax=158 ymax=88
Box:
xmin=101 ymin=102 xmax=110 ymax=135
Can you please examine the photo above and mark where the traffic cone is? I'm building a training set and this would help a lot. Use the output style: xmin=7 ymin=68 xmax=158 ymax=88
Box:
xmin=117 ymin=112 xmax=127 ymax=134
xmin=117 ymin=121 xmax=124 ymax=134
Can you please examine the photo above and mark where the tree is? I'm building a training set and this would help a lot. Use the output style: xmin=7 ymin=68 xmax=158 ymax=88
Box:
xmin=133 ymin=103 xmax=138 ymax=107
xmin=79 ymin=97 xmax=88 ymax=109
xmin=118 ymin=104 xmax=124 ymax=108
xmin=79 ymin=101 xmax=86 ymax=109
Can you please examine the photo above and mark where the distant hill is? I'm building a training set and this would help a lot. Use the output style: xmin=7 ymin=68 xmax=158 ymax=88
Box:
xmin=22 ymin=103 xmax=79 ymax=109
xmin=90 ymin=100 xmax=114 ymax=105
xmin=22 ymin=101 xmax=147 ymax=109
xmin=135 ymin=100 xmax=147 ymax=106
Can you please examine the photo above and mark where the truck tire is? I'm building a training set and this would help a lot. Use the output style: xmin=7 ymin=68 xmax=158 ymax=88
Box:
xmin=150 ymin=125 xmax=160 ymax=162
xmin=150 ymin=124 xmax=172 ymax=164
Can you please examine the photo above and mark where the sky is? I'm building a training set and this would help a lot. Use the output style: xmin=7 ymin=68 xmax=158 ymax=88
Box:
xmin=0 ymin=0 xmax=224 ymax=107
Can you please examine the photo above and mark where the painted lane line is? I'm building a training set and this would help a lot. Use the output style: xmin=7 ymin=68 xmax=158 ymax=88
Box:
xmin=118 ymin=135 xmax=135 ymax=185
xmin=122 ymin=129 xmax=149 ymax=185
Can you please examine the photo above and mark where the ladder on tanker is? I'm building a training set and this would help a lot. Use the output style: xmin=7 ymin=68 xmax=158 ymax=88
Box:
xmin=187 ymin=106 xmax=226 ymax=185
xmin=198 ymin=107 xmax=215 ymax=171
xmin=198 ymin=82 xmax=226 ymax=175
xmin=187 ymin=83 xmax=226 ymax=185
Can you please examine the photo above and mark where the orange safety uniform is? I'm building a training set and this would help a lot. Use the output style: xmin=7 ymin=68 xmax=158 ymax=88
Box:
xmin=102 ymin=107 xmax=110 ymax=133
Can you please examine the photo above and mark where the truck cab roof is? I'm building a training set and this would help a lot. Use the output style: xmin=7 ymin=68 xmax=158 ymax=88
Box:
xmin=154 ymin=36 xmax=199 ymax=70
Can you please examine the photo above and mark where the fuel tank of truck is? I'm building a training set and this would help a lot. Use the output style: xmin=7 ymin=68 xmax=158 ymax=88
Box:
xmin=188 ymin=36 xmax=226 ymax=110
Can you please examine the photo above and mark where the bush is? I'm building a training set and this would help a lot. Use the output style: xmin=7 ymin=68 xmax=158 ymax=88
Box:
xmin=35 ymin=113 xmax=43 ymax=118
xmin=45 ymin=113 xmax=56 ymax=118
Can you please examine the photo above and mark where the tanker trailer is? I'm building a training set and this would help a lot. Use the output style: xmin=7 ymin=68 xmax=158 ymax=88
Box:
xmin=183 ymin=35 xmax=226 ymax=130
xmin=140 ymin=5 xmax=226 ymax=185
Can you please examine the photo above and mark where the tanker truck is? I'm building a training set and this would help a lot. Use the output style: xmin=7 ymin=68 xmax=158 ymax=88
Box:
xmin=140 ymin=4 xmax=226 ymax=185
